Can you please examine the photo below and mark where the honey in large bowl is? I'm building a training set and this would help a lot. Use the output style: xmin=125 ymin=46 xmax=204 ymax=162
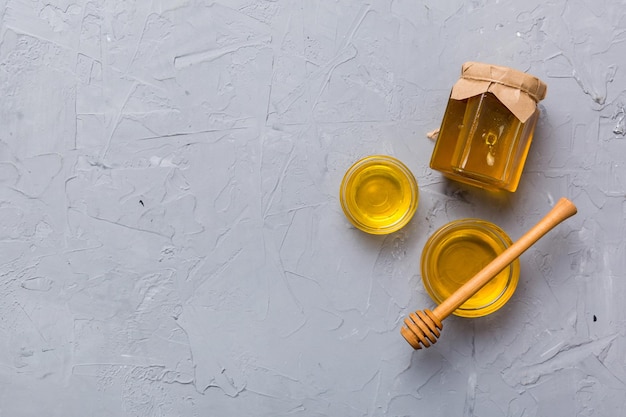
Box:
xmin=340 ymin=155 xmax=418 ymax=235
xmin=421 ymin=219 xmax=520 ymax=317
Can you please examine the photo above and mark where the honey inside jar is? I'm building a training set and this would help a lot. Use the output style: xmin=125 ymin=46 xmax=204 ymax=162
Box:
xmin=421 ymin=219 xmax=519 ymax=317
xmin=431 ymin=93 xmax=539 ymax=191
xmin=340 ymin=155 xmax=418 ymax=234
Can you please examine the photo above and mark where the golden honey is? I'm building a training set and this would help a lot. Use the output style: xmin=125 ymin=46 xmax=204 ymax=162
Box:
xmin=430 ymin=62 xmax=547 ymax=192
xmin=421 ymin=219 xmax=519 ymax=317
xmin=340 ymin=155 xmax=418 ymax=234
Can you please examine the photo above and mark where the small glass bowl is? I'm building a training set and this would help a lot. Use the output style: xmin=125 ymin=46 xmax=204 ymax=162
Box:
xmin=340 ymin=155 xmax=419 ymax=235
xmin=421 ymin=219 xmax=520 ymax=317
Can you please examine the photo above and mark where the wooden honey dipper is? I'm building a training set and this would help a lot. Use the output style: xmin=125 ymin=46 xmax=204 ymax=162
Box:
xmin=401 ymin=197 xmax=578 ymax=349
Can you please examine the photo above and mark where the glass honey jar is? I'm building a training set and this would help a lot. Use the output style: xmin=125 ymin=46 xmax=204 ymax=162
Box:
xmin=430 ymin=62 xmax=547 ymax=192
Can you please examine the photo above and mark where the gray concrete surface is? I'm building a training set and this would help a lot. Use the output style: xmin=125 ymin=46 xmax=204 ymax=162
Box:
xmin=1 ymin=0 xmax=625 ymax=415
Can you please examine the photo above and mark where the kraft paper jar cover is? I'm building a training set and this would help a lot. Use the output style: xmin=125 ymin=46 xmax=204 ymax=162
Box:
xmin=450 ymin=62 xmax=547 ymax=122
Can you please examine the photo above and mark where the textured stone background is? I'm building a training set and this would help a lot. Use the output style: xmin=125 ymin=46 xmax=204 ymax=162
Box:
xmin=1 ymin=0 xmax=625 ymax=415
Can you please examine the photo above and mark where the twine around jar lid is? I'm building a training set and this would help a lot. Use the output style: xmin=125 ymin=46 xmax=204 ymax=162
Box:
xmin=450 ymin=62 xmax=548 ymax=122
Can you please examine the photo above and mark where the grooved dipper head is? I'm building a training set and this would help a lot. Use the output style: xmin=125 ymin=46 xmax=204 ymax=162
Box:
xmin=400 ymin=309 xmax=443 ymax=349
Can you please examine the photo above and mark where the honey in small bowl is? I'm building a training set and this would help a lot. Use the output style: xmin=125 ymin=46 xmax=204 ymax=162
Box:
xmin=421 ymin=219 xmax=520 ymax=317
xmin=340 ymin=155 xmax=418 ymax=235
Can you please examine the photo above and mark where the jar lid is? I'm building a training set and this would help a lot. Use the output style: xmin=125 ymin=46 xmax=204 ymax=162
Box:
xmin=451 ymin=62 xmax=548 ymax=122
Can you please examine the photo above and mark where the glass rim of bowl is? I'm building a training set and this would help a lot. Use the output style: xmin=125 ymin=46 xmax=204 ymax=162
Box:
xmin=420 ymin=218 xmax=520 ymax=317
xmin=339 ymin=155 xmax=419 ymax=235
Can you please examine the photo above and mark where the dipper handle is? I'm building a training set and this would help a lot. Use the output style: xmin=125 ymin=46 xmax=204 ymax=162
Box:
xmin=401 ymin=197 xmax=577 ymax=349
